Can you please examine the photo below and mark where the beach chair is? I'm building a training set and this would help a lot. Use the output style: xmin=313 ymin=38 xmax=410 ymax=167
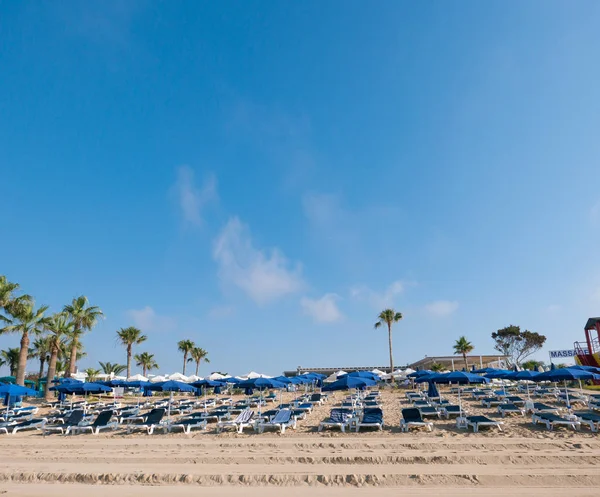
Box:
xmin=497 ymin=403 xmax=525 ymax=417
xmin=257 ymin=409 xmax=296 ymax=434
xmin=2 ymin=417 xmax=47 ymax=435
xmin=69 ymin=410 xmax=118 ymax=435
xmin=504 ymin=396 xmax=525 ymax=405
xmin=166 ymin=415 xmax=208 ymax=434
xmin=527 ymin=403 xmax=560 ymax=415
xmin=43 ymin=409 xmax=85 ymax=435
xmin=217 ymin=409 xmax=255 ymax=433
xmin=481 ymin=397 xmax=503 ymax=408
xmin=309 ymin=393 xmax=324 ymax=405
xmin=439 ymin=405 xmax=466 ymax=419
xmin=572 ymin=411 xmax=600 ymax=432
xmin=318 ymin=408 xmax=353 ymax=432
xmin=355 ymin=408 xmax=383 ymax=432
xmin=126 ymin=408 xmax=167 ymax=434
xmin=400 ymin=408 xmax=433 ymax=432
xmin=418 ymin=406 xmax=440 ymax=418
xmin=294 ymin=402 xmax=313 ymax=413
xmin=464 ymin=415 xmax=503 ymax=433
xmin=532 ymin=412 xmax=580 ymax=431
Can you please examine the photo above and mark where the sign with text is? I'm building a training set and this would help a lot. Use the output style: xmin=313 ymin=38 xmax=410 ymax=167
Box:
xmin=549 ymin=349 xmax=586 ymax=360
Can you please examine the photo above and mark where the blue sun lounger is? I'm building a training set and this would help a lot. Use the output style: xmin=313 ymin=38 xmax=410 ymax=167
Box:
xmin=318 ymin=408 xmax=353 ymax=432
xmin=257 ymin=409 xmax=296 ymax=434
xmin=400 ymin=408 xmax=433 ymax=432
xmin=355 ymin=408 xmax=383 ymax=432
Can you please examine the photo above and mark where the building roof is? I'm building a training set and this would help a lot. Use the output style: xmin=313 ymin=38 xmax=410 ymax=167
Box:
xmin=408 ymin=354 xmax=507 ymax=370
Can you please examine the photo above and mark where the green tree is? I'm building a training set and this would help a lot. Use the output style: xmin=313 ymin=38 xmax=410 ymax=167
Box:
xmin=44 ymin=313 xmax=74 ymax=400
xmin=177 ymin=339 xmax=195 ymax=375
xmin=135 ymin=352 xmax=159 ymax=377
xmin=63 ymin=296 xmax=103 ymax=377
xmin=453 ymin=336 xmax=474 ymax=370
xmin=0 ymin=275 xmax=32 ymax=321
xmin=29 ymin=336 xmax=52 ymax=386
xmin=430 ymin=362 xmax=445 ymax=373
xmin=521 ymin=359 xmax=545 ymax=371
xmin=116 ymin=327 xmax=147 ymax=378
xmin=491 ymin=325 xmax=547 ymax=367
xmin=98 ymin=361 xmax=126 ymax=376
xmin=0 ymin=348 xmax=20 ymax=376
xmin=0 ymin=302 xmax=50 ymax=385
xmin=190 ymin=347 xmax=210 ymax=376
xmin=84 ymin=368 xmax=101 ymax=381
xmin=374 ymin=309 xmax=403 ymax=373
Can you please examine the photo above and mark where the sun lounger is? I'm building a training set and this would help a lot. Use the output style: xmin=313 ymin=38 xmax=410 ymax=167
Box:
xmin=217 ymin=408 xmax=255 ymax=433
xmin=166 ymin=415 xmax=208 ymax=434
xmin=497 ymin=403 xmax=525 ymax=417
xmin=439 ymin=405 xmax=466 ymax=419
xmin=481 ymin=397 xmax=503 ymax=408
xmin=126 ymin=408 xmax=167 ymax=434
xmin=532 ymin=412 xmax=580 ymax=431
xmin=504 ymin=396 xmax=525 ymax=405
xmin=400 ymin=408 xmax=433 ymax=432
xmin=464 ymin=415 xmax=503 ymax=433
xmin=318 ymin=408 xmax=353 ymax=432
xmin=43 ymin=409 xmax=85 ymax=435
xmin=294 ymin=402 xmax=313 ymax=413
xmin=309 ymin=393 xmax=324 ymax=405
xmin=1 ymin=417 xmax=47 ymax=435
xmin=257 ymin=409 xmax=296 ymax=434
xmin=69 ymin=410 xmax=118 ymax=435
xmin=418 ymin=406 xmax=440 ymax=418
xmin=571 ymin=411 xmax=600 ymax=432
xmin=355 ymin=407 xmax=383 ymax=432
xmin=526 ymin=403 xmax=560 ymax=415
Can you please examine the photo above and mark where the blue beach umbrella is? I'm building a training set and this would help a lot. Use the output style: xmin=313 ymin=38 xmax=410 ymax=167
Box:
xmin=322 ymin=376 xmax=377 ymax=392
xmin=427 ymin=381 xmax=439 ymax=399
xmin=237 ymin=378 xmax=286 ymax=415
xmin=534 ymin=368 xmax=600 ymax=407
xmin=472 ymin=367 xmax=499 ymax=374
xmin=145 ymin=380 xmax=196 ymax=419
xmin=345 ymin=371 xmax=380 ymax=381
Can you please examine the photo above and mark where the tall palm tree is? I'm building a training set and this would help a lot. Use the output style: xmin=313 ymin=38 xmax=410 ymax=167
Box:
xmin=29 ymin=336 xmax=52 ymax=386
xmin=84 ymin=368 xmax=101 ymax=381
xmin=63 ymin=296 xmax=103 ymax=377
xmin=177 ymin=339 xmax=195 ymax=375
xmin=453 ymin=336 xmax=474 ymax=371
xmin=135 ymin=352 xmax=158 ymax=377
xmin=0 ymin=302 xmax=50 ymax=385
xmin=374 ymin=309 xmax=403 ymax=374
xmin=116 ymin=327 xmax=147 ymax=378
xmin=98 ymin=361 xmax=126 ymax=376
xmin=44 ymin=313 xmax=74 ymax=400
xmin=190 ymin=347 xmax=210 ymax=376
xmin=0 ymin=348 xmax=20 ymax=376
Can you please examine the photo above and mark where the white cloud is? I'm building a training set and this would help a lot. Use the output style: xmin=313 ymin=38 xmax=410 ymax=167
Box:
xmin=424 ymin=300 xmax=459 ymax=317
xmin=172 ymin=166 xmax=217 ymax=226
xmin=350 ymin=281 xmax=405 ymax=309
xmin=126 ymin=306 xmax=176 ymax=333
xmin=300 ymin=294 xmax=343 ymax=323
xmin=213 ymin=217 xmax=304 ymax=305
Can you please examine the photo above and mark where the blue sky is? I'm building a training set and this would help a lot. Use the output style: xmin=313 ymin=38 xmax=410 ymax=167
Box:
xmin=2 ymin=2 xmax=600 ymax=376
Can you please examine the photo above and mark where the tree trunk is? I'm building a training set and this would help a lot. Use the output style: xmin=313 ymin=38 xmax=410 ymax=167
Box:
xmin=16 ymin=331 xmax=30 ymax=386
xmin=126 ymin=345 xmax=132 ymax=379
xmin=65 ymin=339 xmax=78 ymax=378
xmin=463 ymin=353 xmax=468 ymax=371
xmin=195 ymin=361 xmax=199 ymax=376
xmin=387 ymin=322 xmax=394 ymax=374
xmin=38 ymin=356 xmax=45 ymax=389
xmin=45 ymin=345 xmax=59 ymax=401
xmin=143 ymin=366 xmax=147 ymax=377
xmin=182 ymin=353 xmax=187 ymax=375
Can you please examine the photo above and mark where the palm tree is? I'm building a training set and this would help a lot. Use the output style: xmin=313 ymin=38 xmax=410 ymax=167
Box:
xmin=84 ymin=368 xmax=101 ymax=381
xmin=63 ymin=296 xmax=103 ymax=377
xmin=0 ymin=275 xmax=32 ymax=320
xmin=0 ymin=348 xmax=20 ymax=376
xmin=135 ymin=352 xmax=158 ymax=377
xmin=29 ymin=336 xmax=52 ymax=386
xmin=430 ymin=362 xmax=445 ymax=373
xmin=116 ymin=327 xmax=147 ymax=378
xmin=98 ymin=361 xmax=126 ymax=376
xmin=0 ymin=302 xmax=50 ymax=385
xmin=453 ymin=336 xmax=474 ymax=371
xmin=44 ymin=313 xmax=74 ymax=400
xmin=190 ymin=347 xmax=210 ymax=376
xmin=177 ymin=339 xmax=195 ymax=375
xmin=374 ymin=309 xmax=403 ymax=374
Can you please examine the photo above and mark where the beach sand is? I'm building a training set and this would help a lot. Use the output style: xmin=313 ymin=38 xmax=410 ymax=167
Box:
xmin=1 ymin=389 xmax=599 ymax=496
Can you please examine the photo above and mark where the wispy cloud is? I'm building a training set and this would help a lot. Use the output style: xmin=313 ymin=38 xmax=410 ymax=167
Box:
xmin=171 ymin=166 xmax=218 ymax=226
xmin=424 ymin=300 xmax=459 ymax=317
xmin=213 ymin=217 xmax=304 ymax=304
xmin=126 ymin=306 xmax=176 ymax=333
xmin=301 ymin=294 xmax=343 ymax=323
xmin=350 ymin=281 xmax=406 ymax=309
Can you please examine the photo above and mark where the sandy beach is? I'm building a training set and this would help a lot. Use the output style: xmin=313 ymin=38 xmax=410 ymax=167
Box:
xmin=1 ymin=389 xmax=599 ymax=496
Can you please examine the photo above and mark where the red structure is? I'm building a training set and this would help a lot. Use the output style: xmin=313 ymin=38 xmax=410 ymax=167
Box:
xmin=574 ymin=317 xmax=600 ymax=367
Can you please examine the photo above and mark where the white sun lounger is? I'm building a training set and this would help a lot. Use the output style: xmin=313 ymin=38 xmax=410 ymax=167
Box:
xmin=400 ymin=408 xmax=433 ymax=432
xmin=256 ymin=409 xmax=296 ymax=434
xmin=532 ymin=412 xmax=580 ymax=431
xmin=318 ymin=408 xmax=353 ymax=432
xmin=464 ymin=416 xmax=503 ymax=433
xmin=217 ymin=409 xmax=255 ymax=433
xmin=69 ymin=411 xmax=119 ymax=435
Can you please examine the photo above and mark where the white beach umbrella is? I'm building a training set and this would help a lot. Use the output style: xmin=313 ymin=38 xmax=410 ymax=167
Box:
xmin=150 ymin=375 xmax=167 ymax=383
xmin=168 ymin=373 xmax=190 ymax=382
xmin=371 ymin=369 xmax=386 ymax=377
xmin=208 ymin=372 xmax=227 ymax=381
xmin=127 ymin=374 xmax=148 ymax=382
xmin=187 ymin=375 xmax=202 ymax=382
xmin=335 ymin=370 xmax=348 ymax=378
